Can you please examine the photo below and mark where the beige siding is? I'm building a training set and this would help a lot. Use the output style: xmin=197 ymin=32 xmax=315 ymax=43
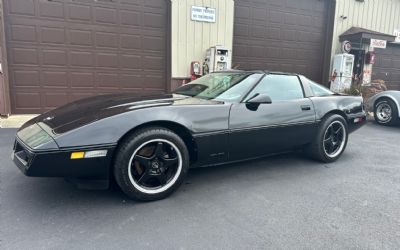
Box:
xmin=171 ymin=0 xmax=234 ymax=78
xmin=331 ymin=0 xmax=400 ymax=58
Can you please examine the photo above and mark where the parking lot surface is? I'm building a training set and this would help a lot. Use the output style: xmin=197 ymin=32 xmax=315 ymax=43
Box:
xmin=1 ymin=122 xmax=400 ymax=249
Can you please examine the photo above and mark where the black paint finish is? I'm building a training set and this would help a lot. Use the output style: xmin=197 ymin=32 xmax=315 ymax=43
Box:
xmin=12 ymin=72 xmax=367 ymax=180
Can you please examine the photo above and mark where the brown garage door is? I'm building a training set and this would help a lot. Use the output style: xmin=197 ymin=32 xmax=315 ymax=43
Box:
xmin=233 ymin=0 xmax=330 ymax=83
xmin=4 ymin=0 xmax=169 ymax=114
xmin=373 ymin=44 xmax=400 ymax=90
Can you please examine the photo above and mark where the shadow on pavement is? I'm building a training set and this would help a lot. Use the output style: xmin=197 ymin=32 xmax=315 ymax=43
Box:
xmin=6 ymin=151 xmax=325 ymax=207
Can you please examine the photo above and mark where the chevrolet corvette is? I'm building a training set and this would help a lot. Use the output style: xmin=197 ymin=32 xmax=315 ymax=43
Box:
xmin=12 ymin=71 xmax=366 ymax=201
xmin=366 ymin=90 xmax=400 ymax=126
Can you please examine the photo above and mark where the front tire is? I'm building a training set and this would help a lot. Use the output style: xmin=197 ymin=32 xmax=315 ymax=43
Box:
xmin=306 ymin=114 xmax=348 ymax=163
xmin=114 ymin=127 xmax=189 ymax=201
xmin=374 ymin=98 xmax=399 ymax=126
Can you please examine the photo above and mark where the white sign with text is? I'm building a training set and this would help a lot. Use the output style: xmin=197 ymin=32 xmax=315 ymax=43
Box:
xmin=394 ymin=29 xmax=400 ymax=43
xmin=370 ymin=39 xmax=387 ymax=49
xmin=191 ymin=6 xmax=216 ymax=23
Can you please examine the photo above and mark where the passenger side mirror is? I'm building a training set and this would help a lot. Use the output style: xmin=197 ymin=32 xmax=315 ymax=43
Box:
xmin=246 ymin=94 xmax=272 ymax=104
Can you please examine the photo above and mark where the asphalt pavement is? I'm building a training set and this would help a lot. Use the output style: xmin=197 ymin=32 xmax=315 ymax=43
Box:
xmin=1 ymin=122 xmax=400 ymax=250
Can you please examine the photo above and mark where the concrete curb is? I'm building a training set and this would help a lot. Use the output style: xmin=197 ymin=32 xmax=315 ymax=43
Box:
xmin=0 ymin=115 xmax=38 ymax=128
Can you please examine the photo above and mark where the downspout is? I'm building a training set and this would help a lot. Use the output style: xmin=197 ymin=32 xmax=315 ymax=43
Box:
xmin=0 ymin=0 xmax=11 ymax=115
xmin=322 ymin=0 xmax=337 ymax=86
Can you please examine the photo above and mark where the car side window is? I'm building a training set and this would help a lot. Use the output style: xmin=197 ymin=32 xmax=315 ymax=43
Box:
xmin=308 ymin=80 xmax=334 ymax=97
xmin=247 ymin=74 xmax=304 ymax=101
xmin=216 ymin=73 xmax=263 ymax=101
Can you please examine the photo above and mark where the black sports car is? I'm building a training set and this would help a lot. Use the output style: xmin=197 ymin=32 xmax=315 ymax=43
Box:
xmin=12 ymin=71 xmax=366 ymax=201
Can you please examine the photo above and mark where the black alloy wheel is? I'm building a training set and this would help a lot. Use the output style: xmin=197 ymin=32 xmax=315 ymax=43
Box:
xmin=114 ymin=127 xmax=189 ymax=201
xmin=323 ymin=120 xmax=346 ymax=158
xmin=305 ymin=114 xmax=348 ymax=163
xmin=129 ymin=139 xmax=181 ymax=192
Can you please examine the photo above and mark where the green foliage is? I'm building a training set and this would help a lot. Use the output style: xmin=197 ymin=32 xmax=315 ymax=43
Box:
xmin=343 ymin=83 xmax=362 ymax=96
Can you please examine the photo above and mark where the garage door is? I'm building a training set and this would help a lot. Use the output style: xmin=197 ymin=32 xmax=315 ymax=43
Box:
xmin=373 ymin=44 xmax=400 ymax=90
xmin=233 ymin=0 xmax=329 ymax=83
xmin=4 ymin=0 xmax=169 ymax=114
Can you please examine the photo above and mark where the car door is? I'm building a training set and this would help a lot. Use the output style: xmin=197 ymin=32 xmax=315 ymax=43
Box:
xmin=228 ymin=74 xmax=317 ymax=161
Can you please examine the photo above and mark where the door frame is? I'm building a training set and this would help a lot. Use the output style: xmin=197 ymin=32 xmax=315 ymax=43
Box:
xmin=228 ymin=74 xmax=317 ymax=161
xmin=0 ymin=0 xmax=10 ymax=115
xmin=165 ymin=0 xmax=172 ymax=92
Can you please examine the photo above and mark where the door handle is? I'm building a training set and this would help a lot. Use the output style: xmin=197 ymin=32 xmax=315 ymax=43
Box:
xmin=301 ymin=105 xmax=311 ymax=111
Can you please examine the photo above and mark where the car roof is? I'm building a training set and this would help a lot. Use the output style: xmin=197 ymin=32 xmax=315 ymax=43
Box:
xmin=213 ymin=70 xmax=300 ymax=76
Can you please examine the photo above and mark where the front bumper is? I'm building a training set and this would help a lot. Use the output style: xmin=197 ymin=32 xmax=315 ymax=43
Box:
xmin=12 ymin=138 xmax=115 ymax=179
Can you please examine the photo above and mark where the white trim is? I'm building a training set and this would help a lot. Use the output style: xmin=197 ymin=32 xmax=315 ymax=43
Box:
xmin=128 ymin=139 xmax=182 ymax=195
xmin=323 ymin=121 xmax=347 ymax=158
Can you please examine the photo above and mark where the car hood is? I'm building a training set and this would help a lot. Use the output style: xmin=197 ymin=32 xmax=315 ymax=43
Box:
xmin=24 ymin=93 xmax=222 ymax=135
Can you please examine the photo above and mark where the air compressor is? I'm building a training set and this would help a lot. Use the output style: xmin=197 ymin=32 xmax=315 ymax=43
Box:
xmin=203 ymin=45 xmax=232 ymax=75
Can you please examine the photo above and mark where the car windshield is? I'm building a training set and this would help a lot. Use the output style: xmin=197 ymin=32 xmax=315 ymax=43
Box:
xmin=173 ymin=72 xmax=261 ymax=102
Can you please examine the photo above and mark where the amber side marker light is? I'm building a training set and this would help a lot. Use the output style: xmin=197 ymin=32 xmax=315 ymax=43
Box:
xmin=70 ymin=150 xmax=108 ymax=159
xmin=71 ymin=152 xmax=85 ymax=159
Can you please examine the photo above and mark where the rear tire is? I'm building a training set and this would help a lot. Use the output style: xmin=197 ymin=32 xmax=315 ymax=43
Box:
xmin=306 ymin=114 xmax=348 ymax=163
xmin=374 ymin=98 xmax=399 ymax=126
xmin=114 ymin=127 xmax=189 ymax=201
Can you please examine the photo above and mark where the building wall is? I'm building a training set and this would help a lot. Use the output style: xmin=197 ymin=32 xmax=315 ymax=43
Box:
xmin=232 ymin=0 xmax=332 ymax=84
xmin=3 ymin=0 xmax=171 ymax=114
xmin=171 ymin=0 xmax=234 ymax=78
xmin=331 ymin=0 xmax=400 ymax=57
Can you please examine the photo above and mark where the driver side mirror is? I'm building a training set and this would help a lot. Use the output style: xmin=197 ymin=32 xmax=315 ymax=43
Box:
xmin=245 ymin=94 xmax=272 ymax=111
xmin=246 ymin=93 xmax=272 ymax=104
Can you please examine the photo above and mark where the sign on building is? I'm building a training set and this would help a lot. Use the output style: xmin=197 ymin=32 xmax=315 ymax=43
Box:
xmin=341 ymin=40 xmax=352 ymax=53
xmin=191 ymin=6 xmax=216 ymax=23
xmin=394 ymin=29 xmax=400 ymax=43
xmin=370 ymin=39 xmax=387 ymax=49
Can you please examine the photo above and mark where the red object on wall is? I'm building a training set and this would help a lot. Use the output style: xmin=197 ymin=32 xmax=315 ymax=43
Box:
xmin=331 ymin=69 xmax=337 ymax=82
xmin=365 ymin=51 xmax=376 ymax=65
xmin=190 ymin=61 xmax=201 ymax=80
